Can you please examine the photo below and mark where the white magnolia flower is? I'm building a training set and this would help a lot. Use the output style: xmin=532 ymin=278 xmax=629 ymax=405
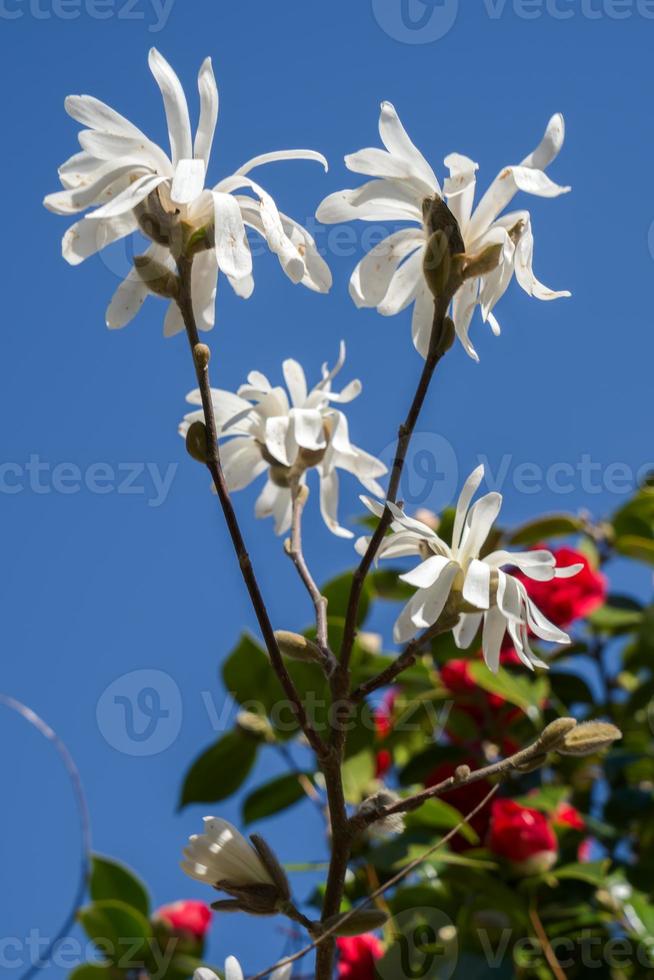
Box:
xmin=44 ymin=48 xmax=331 ymax=335
xmin=195 ymin=963 xmax=291 ymax=980
xmin=317 ymin=103 xmax=570 ymax=361
xmin=179 ymin=343 xmax=387 ymax=538
xmin=181 ymin=816 xmax=273 ymax=887
xmin=357 ymin=465 xmax=582 ymax=671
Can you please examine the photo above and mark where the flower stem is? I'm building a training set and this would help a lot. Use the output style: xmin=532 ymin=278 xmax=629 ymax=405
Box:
xmin=175 ymin=254 xmax=327 ymax=760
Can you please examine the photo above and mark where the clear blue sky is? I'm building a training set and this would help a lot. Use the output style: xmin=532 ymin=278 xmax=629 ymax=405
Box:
xmin=2 ymin=1 xmax=654 ymax=975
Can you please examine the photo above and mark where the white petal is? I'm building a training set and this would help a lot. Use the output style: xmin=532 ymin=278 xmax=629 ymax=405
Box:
xmin=451 ymin=278 xmax=480 ymax=361
xmin=77 ymin=130 xmax=171 ymax=175
xmin=400 ymin=554 xmax=453 ymax=589
xmin=194 ymin=57 xmax=219 ymax=169
xmin=227 ymin=272 xmax=255 ymax=298
xmin=62 ymin=213 xmax=138 ymax=266
xmin=212 ymin=191 xmax=252 ymax=280
xmin=521 ymin=113 xmax=566 ymax=170
xmin=171 ymin=158 xmax=206 ymax=205
xmin=411 ymin=282 xmax=434 ymax=359
xmin=377 ymin=101 xmax=440 ymax=193
xmin=86 ymin=173 xmax=166 ymax=220
xmin=290 ymin=409 xmax=326 ymax=451
xmin=453 ymin=612 xmax=483 ymax=649
xmin=377 ymin=249 xmax=423 ymax=316
xmin=148 ymin=48 xmax=193 ymax=166
xmin=349 ymin=229 xmax=423 ymax=309
xmin=554 ymin=563 xmax=584 ymax=579
xmin=320 ymin=469 xmax=352 ymax=538
xmin=410 ymin=562 xmax=459 ymax=630
xmin=235 ymin=149 xmax=328 ymax=176
xmin=265 ymin=415 xmax=292 ymax=466
xmin=221 ymin=439 xmax=266 ymax=491
xmin=459 ymin=492 xmax=502 ymax=563
xmin=512 ymin=214 xmax=570 ymax=301
xmin=462 ymin=559 xmax=491 ymax=609
xmin=452 ymin=464 xmax=485 ymax=553
xmin=64 ymin=94 xmax=146 ymax=139
xmin=283 ymin=359 xmax=308 ymax=407
xmin=345 ymin=146 xmax=423 ymax=181
xmin=224 ymin=956 xmax=244 ymax=980
xmin=106 ymin=274 xmax=148 ymax=329
xmin=163 ymin=301 xmax=185 ymax=337
xmin=482 ymin=606 xmax=507 ymax=673
xmin=192 ymin=248 xmax=219 ymax=332
xmin=44 ymin=160 xmax=149 ymax=215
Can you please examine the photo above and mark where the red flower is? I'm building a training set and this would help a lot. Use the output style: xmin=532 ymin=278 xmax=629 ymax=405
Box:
xmin=554 ymin=802 xmax=586 ymax=832
xmin=374 ymin=689 xmax=397 ymax=778
xmin=153 ymin=900 xmax=212 ymax=941
xmin=337 ymin=934 xmax=384 ymax=979
xmin=425 ymin=761 xmax=493 ymax=851
xmin=440 ymin=659 xmax=522 ymax=754
xmin=488 ymin=799 xmax=558 ymax=875
xmin=513 ymin=546 xmax=607 ymax=629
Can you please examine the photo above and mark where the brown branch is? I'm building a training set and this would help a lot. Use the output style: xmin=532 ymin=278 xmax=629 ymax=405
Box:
xmin=246 ymin=785 xmax=499 ymax=980
xmin=529 ymin=901 xmax=568 ymax=980
xmin=176 ymin=254 xmax=327 ymax=760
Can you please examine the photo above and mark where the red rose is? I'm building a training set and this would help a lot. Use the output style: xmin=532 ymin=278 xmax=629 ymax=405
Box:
xmin=488 ymin=799 xmax=558 ymax=875
xmin=513 ymin=546 xmax=607 ymax=629
xmin=425 ymin=761 xmax=493 ymax=851
xmin=554 ymin=802 xmax=585 ymax=832
xmin=336 ymin=934 xmax=384 ymax=979
xmin=153 ymin=900 xmax=212 ymax=941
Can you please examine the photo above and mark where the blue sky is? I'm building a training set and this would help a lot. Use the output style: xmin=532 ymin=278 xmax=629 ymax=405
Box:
xmin=2 ymin=0 xmax=654 ymax=975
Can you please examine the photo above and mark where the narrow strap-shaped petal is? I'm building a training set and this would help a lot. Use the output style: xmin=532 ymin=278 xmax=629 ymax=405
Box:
xmin=452 ymin=611 xmax=483 ymax=650
xmin=78 ymin=130 xmax=172 ymax=175
xmin=65 ymin=94 xmax=147 ymax=139
xmin=410 ymin=562 xmax=459 ymax=631
xmin=290 ymin=408 xmax=326 ymax=451
xmin=377 ymin=249 xmax=422 ymax=317
xmin=377 ymin=101 xmax=440 ymax=193
xmin=319 ymin=469 xmax=352 ymax=538
xmin=521 ymin=112 xmax=566 ymax=170
xmin=212 ymin=191 xmax=253 ymax=280
xmin=148 ymin=47 xmax=193 ymax=165
xmin=459 ymin=492 xmax=502 ymax=564
xmin=452 ymin=464 xmax=485 ymax=553
xmin=191 ymin=247 xmax=219 ymax=332
xmin=86 ymin=173 xmax=167 ymax=220
xmin=171 ymin=158 xmax=206 ymax=204
xmin=349 ymin=229 xmax=423 ymax=309
xmin=462 ymin=558 xmax=491 ymax=609
xmin=194 ymin=56 xmax=219 ymax=169
xmin=482 ymin=606 xmax=507 ymax=673
xmin=400 ymin=554 xmax=453 ymax=589
xmin=62 ymin=212 xmax=139 ymax=266
xmin=282 ymin=359 xmax=308 ymax=407
xmin=224 ymin=956 xmax=244 ymax=980
xmin=44 ymin=160 xmax=149 ymax=215
xmin=235 ymin=149 xmax=328 ymax=176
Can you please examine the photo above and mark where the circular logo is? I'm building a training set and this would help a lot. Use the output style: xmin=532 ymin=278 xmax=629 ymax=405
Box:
xmin=96 ymin=669 xmax=182 ymax=757
xmin=372 ymin=0 xmax=459 ymax=44
xmin=378 ymin=907 xmax=458 ymax=978
xmin=378 ymin=431 xmax=459 ymax=513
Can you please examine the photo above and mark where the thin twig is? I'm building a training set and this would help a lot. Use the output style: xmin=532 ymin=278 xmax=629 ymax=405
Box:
xmin=529 ymin=901 xmax=568 ymax=980
xmin=176 ymin=255 xmax=327 ymax=759
xmin=287 ymin=480 xmax=335 ymax=672
xmin=247 ymin=786 xmax=499 ymax=980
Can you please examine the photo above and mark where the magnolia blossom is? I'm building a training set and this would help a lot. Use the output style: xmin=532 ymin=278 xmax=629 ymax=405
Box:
xmin=181 ymin=817 xmax=273 ymax=887
xmin=317 ymin=102 xmax=570 ymax=361
xmin=44 ymin=48 xmax=330 ymax=335
xmin=357 ymin=465 xmax=582 ymax=670
xmin=195 ymin=963 xmax=291 ymax=980
xmin=180 ymin=343 xmax=386 ymax=537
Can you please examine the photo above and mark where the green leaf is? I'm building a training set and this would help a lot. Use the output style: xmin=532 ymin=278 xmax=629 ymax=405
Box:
xmin=589 ymin=596 xmax=643 ymax=633
xmin=405 ymin=798 xmax=478 ymax=844
xmin=368 ymin=569 xmax=413 ymax=603
xmin=552 ymin=860 xmax=610 ymax=886
xmin=548 ymin=669 xmax=595 ymax=708
xmin=615 ymin=535 xmax=654 ymax=566
xmin=68 ymin=967 xmax=117 ymax=980
xmin=90 ymin=856 xmax=150 ymax=919
xmin=341 ymin=749 xmax=375 ymax=804
xmin=222 ymin=633 xmax=281 ymax=716
xmin=179 ymin=730 xmax=258 ymax=808
xmin=468 ymin=662 xmax=547 ymax=718
xmin=78 ymin=900 xmax=152 ymax=967
xmin=507 ymin=514 xmax=584 ymax=547
xmin=322 ymin=572 xmax=371 ymax=625
xmin=242 ymin=773 xmax=307 ymax=824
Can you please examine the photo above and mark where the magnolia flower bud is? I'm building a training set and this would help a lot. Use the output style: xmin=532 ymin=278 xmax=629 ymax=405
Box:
xmin=423 ymin=230 xmax=451 ymax=299
xmin=460 ymin=241 xmax=503 ymax=281
xmin=422 ymin=195 xmax=465 ymax=255
xmin=538 ymin=717 xmax=578 ymax=751
xmin=194 ymin=344 xmax=211 ymax=370
xmin=322 ymin=908 xmax=389 ymax=937
xmin=133 ymin=255 xmax=179 ymax=299
xmin=357 ymin=791 xmax=405 ymax=838
xmin=250 ymin=834 xmax=291 ymax=903
xmin=236 ymin=711 xmax=274 ymax=741
xmin=274 ymin=630 xmax=323 ymax=664
xmin=558 ymin=721 xmax=622 ymax=757
xmin=186 ymin=421 xmax=210 ymax=463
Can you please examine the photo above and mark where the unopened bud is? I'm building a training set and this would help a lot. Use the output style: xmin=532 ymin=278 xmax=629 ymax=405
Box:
xmin=185 ymin=420 xmax=210 ymax=463
xmin=558 ymin=721 xmax=622 ymax=757
xmin=322 ymin=908 xmax=389 ymax=937
xmin=423 ymin=230 xmax=451 ymax=299
xmin=434 ymin=315 xmax=456 ymax=356
xmin=274 ymin=630 xmax=323 ymax=664
xmin=250 ymin=834 xmax=290 ymax=903
xmin=538 ymin=717 xmax=578 ymax=751
xmin=194 ymin=344 xmax=211 ymax=371
xmin=454 ymin=764 xmax=471 ymax=782
xmin=133 ymin=255 xmax=179 ymax=299
xmin=461 ymin=242 xmax=504 ymax=280
xmin=236 ymin=711 xmax=273 ymax=741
